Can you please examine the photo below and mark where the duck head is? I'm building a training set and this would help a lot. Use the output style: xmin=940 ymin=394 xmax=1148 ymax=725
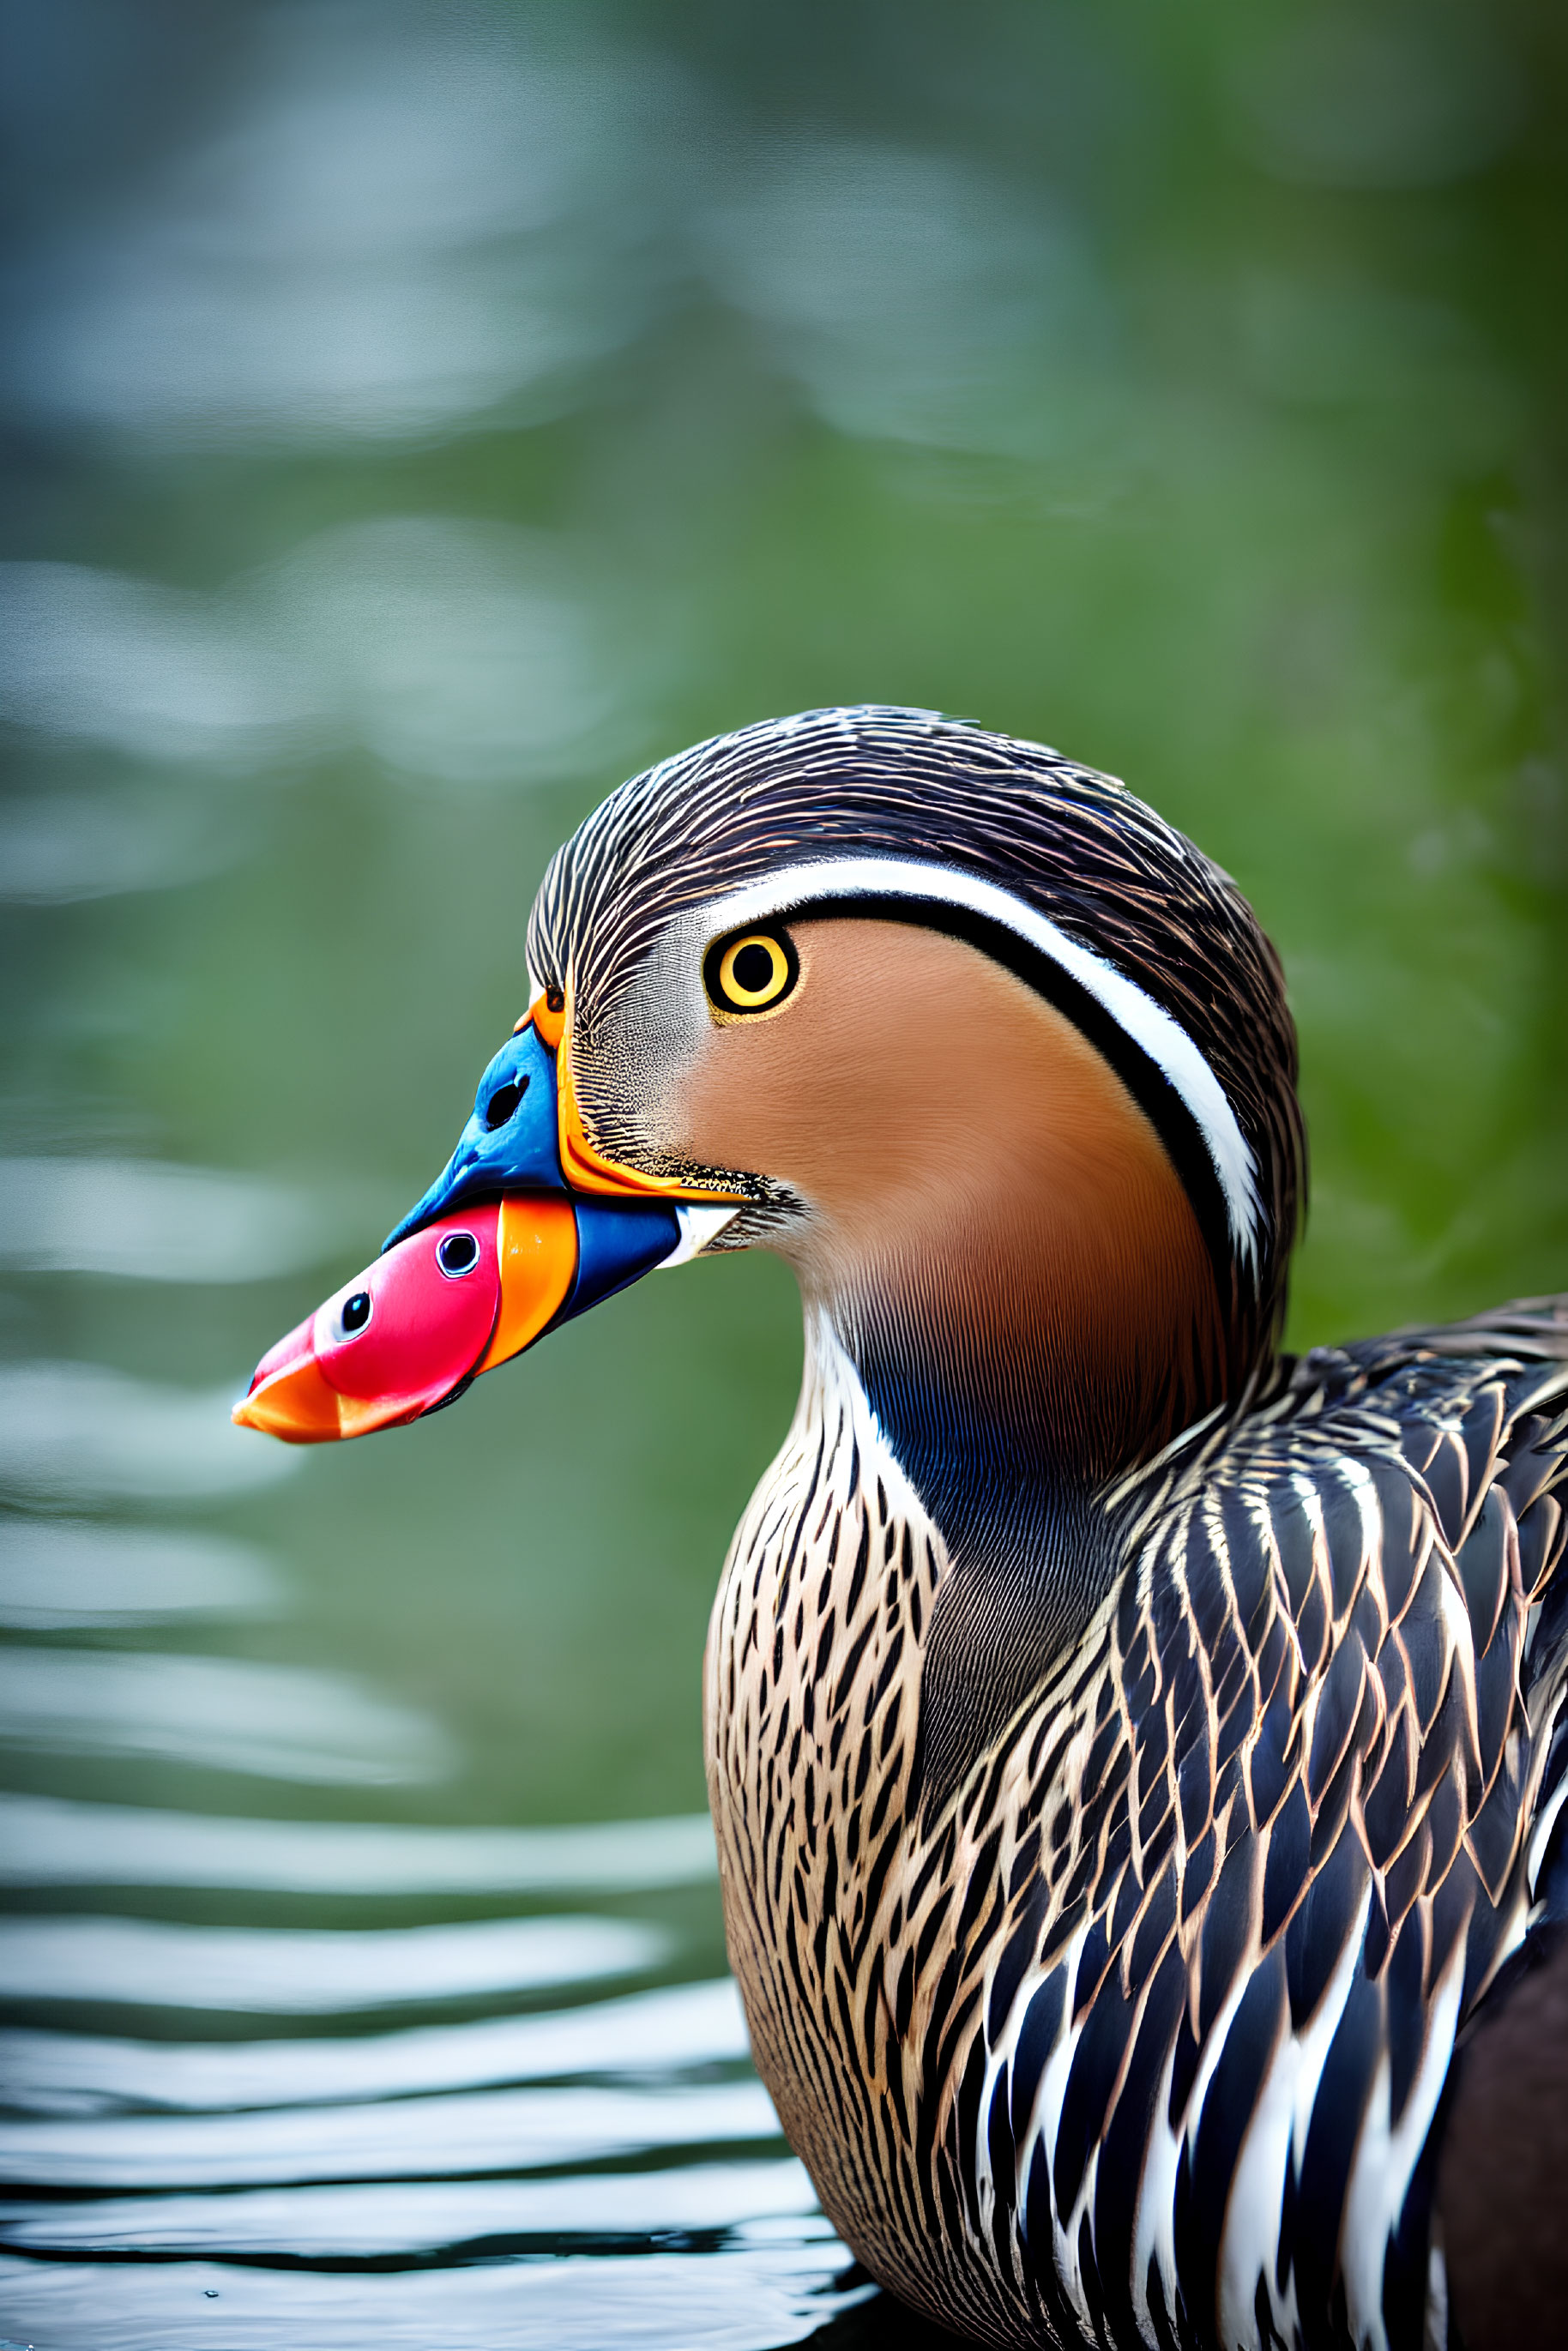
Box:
xmin=236 ymin=707 xmax=1304 ymax=1513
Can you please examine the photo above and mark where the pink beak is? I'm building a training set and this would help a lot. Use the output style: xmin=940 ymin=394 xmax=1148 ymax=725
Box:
xmin=232 ymin=1197 xmax=578 ymax=1442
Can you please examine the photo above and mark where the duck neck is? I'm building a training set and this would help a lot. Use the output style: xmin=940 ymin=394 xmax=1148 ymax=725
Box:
xmin=803 ymin=1177 xmax=1230 ymax=1815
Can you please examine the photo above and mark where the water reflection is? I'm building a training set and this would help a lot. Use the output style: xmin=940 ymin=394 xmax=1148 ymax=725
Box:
xmin=0 ymin=1831 xmax=856 ymax=2344
xmin=0 ymin=1522 xmax=280 ymax=1627
xmin=0 ymin=1911 xmax=666 ymax=2017
xmin=0 ymin=1650 xmax=449 ymax=1780
xmin=0 ymin=787 xmax=243 ymax=905
xmin=701 ymin=138 xmax=1114 ymax=461
xmin=267 ymin=519 xmax=617 ymax=786
xmin=2 ymin=1977 xmax=745 ymax=2110
xmin=0 ymin=1807 xmax=856 ymax=2338
xmin=0 ymin=560 xmax=295 ymax=764
xmin=0 ymin=1364 xmax=301 ymax=1503
xmin=4 ymin=5 xmax=686 ymax=446
xmin=0 ymin=521 xmax=615 ymax=793
xmin=0 ymin=1158 xmax=337 ymax=1281
xmin=0 ymin=1793 xmax=715 ymax=1892
xmin=0 ymin=2157 xmax=818 ymax=2254
xmin=0 ymin=2241 xmax=866 ymax=2351
xmin=0 ymin=1922 xmax=853 ymax=2346
xmin=4 ymin=2076 xmax=778 ymax=2191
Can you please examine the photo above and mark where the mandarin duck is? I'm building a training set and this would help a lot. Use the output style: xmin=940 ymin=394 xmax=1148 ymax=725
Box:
xmin=237 ymin=709 xmax=1568 ymax=2351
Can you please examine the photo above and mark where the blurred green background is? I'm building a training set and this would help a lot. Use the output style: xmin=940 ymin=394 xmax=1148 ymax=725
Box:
xmin=2 ymin=0 xmax=1565 ymax=1836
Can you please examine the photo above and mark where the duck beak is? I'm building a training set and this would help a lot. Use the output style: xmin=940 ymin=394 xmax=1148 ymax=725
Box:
xmin=232 ymin=1197 xmax=580 ymax=1441
xmin=234 ymin=998 xmax=707 ymax=1444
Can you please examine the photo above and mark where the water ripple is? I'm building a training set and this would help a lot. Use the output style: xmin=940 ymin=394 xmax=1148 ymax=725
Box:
xmin=0 ymin=1362 xmax=301 ymax=1503
xmin=0 ymin=1652 xmax=450 ymax=1781
xmin=0 ymin=1157 xmax=344 ymax=1281
xmin=1 ymin=1977 xmax=747 ymax=2114
xmin=0 ymin=1910 xmax=667 ymax=2020
xmin=0 ymin=2156 xmax=818 ymax=2254
xmin=0 ymin=1523 xmax=281 ymax=1628
xmin=0 ymin=523 xmax=620 ymax=793
xmin=0 ymin=1793 xmax=714 ymax=1892
xmin=0 ymin=2076 xmax=774 ymax=2191
xmin=0 ymin=2240 xmax=868 ymax=2350
xmin=4 ymin=14 xmax=690 ymax=447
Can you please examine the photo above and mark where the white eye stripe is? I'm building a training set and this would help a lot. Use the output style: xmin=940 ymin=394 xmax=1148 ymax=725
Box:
xmin=691 ymin=853 xmax=1262 ymax=1264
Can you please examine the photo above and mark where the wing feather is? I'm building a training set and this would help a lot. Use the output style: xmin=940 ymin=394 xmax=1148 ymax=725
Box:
xmin=977 ymin=1314 xmax=1568 ymax=2348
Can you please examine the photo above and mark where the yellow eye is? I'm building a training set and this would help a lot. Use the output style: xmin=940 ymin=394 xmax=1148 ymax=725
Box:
xmin=705 ymin=927 xmax=799 ymax=1017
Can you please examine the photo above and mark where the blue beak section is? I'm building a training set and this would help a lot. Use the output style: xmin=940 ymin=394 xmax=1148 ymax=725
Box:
xmin=563 ymin=1197 xmax=682 ymax=1322
xmin=382 ymin=1017 xmax=684 ymax=1335
xmin=383 ymin=1023 xmax=564 ymax=1252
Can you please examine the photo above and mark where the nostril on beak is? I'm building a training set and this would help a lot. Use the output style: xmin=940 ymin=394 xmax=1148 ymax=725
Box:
xmin=485 ymin=1077 xmax=528 ymax=1130
xmin=437 ymin=1232 xmax=480 ymax=1278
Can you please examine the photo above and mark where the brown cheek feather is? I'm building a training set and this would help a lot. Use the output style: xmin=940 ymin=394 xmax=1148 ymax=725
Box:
xmin=673 ymin=919 xmax=1225 ymax=1477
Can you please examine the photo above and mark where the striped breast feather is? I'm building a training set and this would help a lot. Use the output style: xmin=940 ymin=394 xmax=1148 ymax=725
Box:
xmin=975 ymin=1304 xmax=1568 ymax=2351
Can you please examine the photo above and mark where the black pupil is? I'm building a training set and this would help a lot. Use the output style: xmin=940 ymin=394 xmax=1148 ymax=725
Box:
xmin=733 ymin=942 xmax=775 ymax=995
xmin=341 ymin=1291 xmax=371 ymax=1334
xmin=485 ymin=1076 xmax=527 ymax=1130
xmin=438 ymin=1232 xmax=479 ymax=1275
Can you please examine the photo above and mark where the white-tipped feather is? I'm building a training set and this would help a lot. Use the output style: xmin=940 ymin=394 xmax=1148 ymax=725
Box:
xmin=1341 ymin=1938 xmax=1465 ymax=2351
xmin=663 ymin=1203 xmax=741 ymax=1265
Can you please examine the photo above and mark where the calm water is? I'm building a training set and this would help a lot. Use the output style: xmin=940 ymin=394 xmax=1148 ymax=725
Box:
xmin=1 ymin=4 xmax=1565 ymax=2344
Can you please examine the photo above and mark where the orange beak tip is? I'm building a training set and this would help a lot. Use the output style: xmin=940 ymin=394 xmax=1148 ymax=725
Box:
xmin=229 ymin=1350 xmax=347 ymax=1444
